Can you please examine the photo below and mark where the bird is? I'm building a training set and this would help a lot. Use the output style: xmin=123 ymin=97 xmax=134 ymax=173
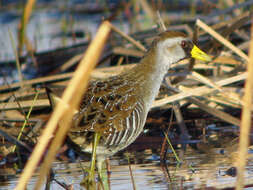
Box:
xmin=47 ymin=30 xmax=211 ymax=189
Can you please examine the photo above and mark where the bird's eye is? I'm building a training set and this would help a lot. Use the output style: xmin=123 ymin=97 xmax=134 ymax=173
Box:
xmin=181 ymin=40 xmax=187 ymax=48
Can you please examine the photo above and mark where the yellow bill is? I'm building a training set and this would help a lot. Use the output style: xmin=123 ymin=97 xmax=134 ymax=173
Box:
xmin=191 ymin=45 xmax=211 ymax=62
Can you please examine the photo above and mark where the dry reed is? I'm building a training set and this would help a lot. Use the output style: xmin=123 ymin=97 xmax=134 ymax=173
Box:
xmin=152 ymin=72 xmax=247 ymax=108
xmin=235 ymin=20 xmax=253 ymax=190
xmin=15 ymin=21 xmax=111 ymax=190
xmin=196 ymin=19 xmax=249 ymax=62
xmin=18 ymin=0 xmax=36 ymax=55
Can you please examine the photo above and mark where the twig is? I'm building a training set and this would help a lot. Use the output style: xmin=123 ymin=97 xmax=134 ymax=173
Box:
xmin=190 ymin=71 xmax=243 ymax=106
xmin=152 ymin=72 xmax=247 ymax=108
xmin=191 ymin=71 xmax=222 ymax=91
xmin=0 ymin=73 xmax=73 ymax=92
xmin=0 ymin=99 xmax=49 ymax=110
xmin=0 ymin=64 xmax=137 ymax=92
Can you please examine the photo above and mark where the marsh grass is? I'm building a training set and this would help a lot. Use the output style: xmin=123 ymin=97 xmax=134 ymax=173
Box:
xmin=15 ymin=21 xmax=111 ymax=190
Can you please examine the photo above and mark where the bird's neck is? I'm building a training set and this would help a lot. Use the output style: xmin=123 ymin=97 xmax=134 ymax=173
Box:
xmin=127 ymin=48 xmax=173 ymax=110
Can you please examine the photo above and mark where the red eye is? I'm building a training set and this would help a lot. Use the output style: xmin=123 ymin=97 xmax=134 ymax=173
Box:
xmin=181 ymin=40 xmax=187 ymax=48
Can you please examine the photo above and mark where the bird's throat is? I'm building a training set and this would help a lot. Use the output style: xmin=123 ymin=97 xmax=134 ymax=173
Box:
xmin=126 ymin=48 xmax=172 ymax=110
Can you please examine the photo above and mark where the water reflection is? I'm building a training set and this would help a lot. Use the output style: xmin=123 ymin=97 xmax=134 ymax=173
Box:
xmin=2 ymin=137 xmax=253 ymax=189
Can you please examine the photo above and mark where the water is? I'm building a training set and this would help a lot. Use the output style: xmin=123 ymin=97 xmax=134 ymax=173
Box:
xmin=0 ymin=1 xmax=134 ymax=63
xmin=0 ymin=1 xmax=135 ymax=84
xmin=1 ymin=143 xmax=253 ymax=189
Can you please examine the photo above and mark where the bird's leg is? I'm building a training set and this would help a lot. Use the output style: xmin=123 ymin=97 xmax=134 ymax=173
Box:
xmin=81 ymin=132 xmax=101 ymax=189
xmin=97 ymin=157 xmax=109 ymax=190
xmin=91 ymin=133 xmax=100 ymax=179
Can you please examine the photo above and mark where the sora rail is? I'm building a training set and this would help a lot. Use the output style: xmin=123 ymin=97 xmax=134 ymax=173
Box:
xmin=47 ymin=30 xmax=211 ymax=188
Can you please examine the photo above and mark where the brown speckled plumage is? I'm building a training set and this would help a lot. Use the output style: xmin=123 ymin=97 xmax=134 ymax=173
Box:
xmin=68 ymin=53 xmax=156 ymax=156
xmin=49 ymin=31 xmax=194 ymax=158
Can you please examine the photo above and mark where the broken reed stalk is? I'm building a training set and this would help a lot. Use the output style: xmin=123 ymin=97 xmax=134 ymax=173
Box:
xmin=0 ymin=99 xmax=49 ymax=110
xmin=152 ymin=72 xmax=247 ymax=108
xmin=196 ymin=19 xmax=249 ymax=62
xmin=15 ymin=21 xmax=111 ymax=190
xmin=0 ymin=71 xmax=245 ymax=111
xmin=235 ymin=21 xmax=253 ymax=190
xmin=191 ymin=71 xmax=222 ymax=91
xmin=0 ymin=72 xmax=73 ymax=92
xmin=0 ymin=64 xmax=134 ymax=92
xmin=18 ymin=0 xmax=36 ymax=55
xmin=190 ymin=71 xmax=243 ymax=106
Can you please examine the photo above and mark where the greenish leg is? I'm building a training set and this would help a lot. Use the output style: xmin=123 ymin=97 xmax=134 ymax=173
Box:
xmin=97 ymin=158 xmax=109 ymax=190
xmin=90 ymin=133 xmax=101 ymax=179
xmin=81 ymin=133 xmax=101 ymax=189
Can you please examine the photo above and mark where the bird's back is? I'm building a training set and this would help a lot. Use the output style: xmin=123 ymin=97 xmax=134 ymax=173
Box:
xmin=68 ymin=71 xmax=148 ymax=156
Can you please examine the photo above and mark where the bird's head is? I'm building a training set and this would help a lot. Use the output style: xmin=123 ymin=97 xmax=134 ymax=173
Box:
xmin=153 ymin=31 xmax=211 ymax=67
